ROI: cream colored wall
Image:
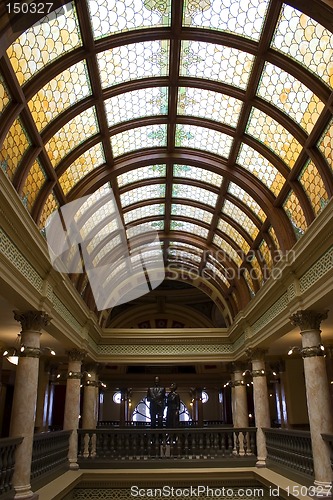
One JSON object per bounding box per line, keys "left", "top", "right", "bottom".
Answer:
{"left": 284, "top": 359, "right": 309, "bottom": 427}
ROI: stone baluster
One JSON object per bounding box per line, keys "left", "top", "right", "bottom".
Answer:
{"left": 63, "top": 349, "right": 86, "bottom": 469}
{"left": 246, "top": 347, "right": 270, "bottom": 467}
{"left": 10, "top": 310, "right": 50, "bottom": 499}
{"left": 290, "top": 310, "right": 333, "bottom": 495}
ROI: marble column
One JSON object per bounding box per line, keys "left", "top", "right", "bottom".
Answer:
{"left": 10, "top": 311, "right": 50, "bottom": 500}
{"left": 63, "top": 349, "right": 86, "bottom": 469}
{"left": 290, "top": 310, "right": 333, "bottom": 494}
{"left": 231, "top": 365, "right": 249, "bottom": 455}
{"left": 82, "top": 365, "right": 98, "bottom": 457}
{"left": 325, "top": 345, "right": 333, "bottom": 407}
{"left": 246, "top": 348, "right": 270, "bottom": 467}
{"left": 194, "top": 388, "right": 203, "bottom": 426}
{"left": 34, "top": 360, "right": 50, "bottom": 433}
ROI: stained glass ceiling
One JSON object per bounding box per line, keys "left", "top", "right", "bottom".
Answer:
{"left": 0, "top": 0, "right": 333, "bottom": 319}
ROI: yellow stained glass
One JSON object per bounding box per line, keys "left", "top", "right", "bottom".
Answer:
{"left": 272, "top": 5, "right": 333, "bottom": 89}
{"left": 0, "top": 73, "right": 10, "bottom": 117}
{"left": 183, "top": 0, "right": 269, "bottom": 41}
{"left": 231, "top": 291, "right": 239, "bottom": 308}
{"left": 97, "top": 41, "right": 169, "bottom": 89}
{"left": 213, "top": 234, "right": 242, "bottom": 266}
{"left": 246, "top": 107, "right": 303, "bottom": 168}
{"left": 7, "top": 3, "right": 81, "bottom": 85}
{"left": 59, "top": 143, "right": 105, "bottom": 195}
{"left": 318, "top": 120, "right": 333, "bottom": 173}
{"left": 28, "top": 60, "right": 91, "bottom": 132}
{"left": 223, "top": 199, "right": 259, "bottom": 240}
{"left": 249, "top": 254, "right": 263, "bottom": 284}
{"left": 259, "top": 239, "right": 272, "bottom": 270}
{"left": 111, "top": 125, "right": 167, "bottom": 157}
{"left": 237, "top": 143, "right": 285, "bottom": 196}
{"left": 243, "top": 268, "right": 255, "bottom": 295}
{"left": 298, "top": 161, "right": 329, "bottom": 216}
{"left": 0, "top": 118, "right": 30, "bottom": 180}
{"left": 228, "top": 182, "right": 266, "bottom": 222}
{"left": 283, "top": 191, "right": 307, "bottom": 239}
{"left": 177, "top": 88, "right": 242, "bottom": 127}
{"left": 39, "top": 191, "right": 59, "bottom": 229}
{"left": 45, "top": 107, "right": 98, "bottom": 167}
{"left": 257, "top": 62, "right": 325, "bottom": 134}
{"left": 269, "top": 226, "right": 279, "bottom": 249}
{"left": 175, "top": 124, "right": 233, "bottom": 157}
{"left": 88, "top": 0, "right": 171, "bottom": 38}
{"left": 217, "top": 219, "right": 250, "bottom": 254}
{"left": 21, "top": 160, "right": 47, "bottom": 211}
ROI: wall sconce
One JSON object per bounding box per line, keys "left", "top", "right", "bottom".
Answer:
{"left": 3, "top": 335, "right": 56, "bottom": 365}
{"left": 288, "top": 344, "right": 325, "bottom": 356}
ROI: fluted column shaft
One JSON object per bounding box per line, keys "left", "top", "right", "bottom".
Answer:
{"left": 291, "top": 311, "right": 333, "bottom": 494}
{"left": 35, "top": 360, "right": 50, "bottom": 432}
{"left": 63, "top": 349, "right": 86, "bottom": 469}
{"left": 233, "top": 370, "right": 249, "bottom": 428}
{"left": 10, "top": 311, "right": 50, "bottom": 500}
{"left": 82, "top": 369, "right": 98, "bottom": 430}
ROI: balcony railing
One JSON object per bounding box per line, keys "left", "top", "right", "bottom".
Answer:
{"left": 0, "top": 437, "right": 23, "bottom": 498}
{"left": 263, "top": 428, "right": 314, "bottom": 480}
{"left": 321, "top": 434, "right": 333, "bottom": 469}
{"left": 78, "top": 427, "right": 256, "bottom": 466}
{"left": 97, "top": 420, "right": 231, "bottom": 428}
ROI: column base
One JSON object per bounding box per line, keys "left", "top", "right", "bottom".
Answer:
{"left": 313, "top": 480, "right": 333, "bottom": 498}
{"left": 69, "top": 461, "right": 80, "bottom": 470}
{"left": 14, "top": 484, "right": 38, "bottom": 499}
{"left": 255, "top": 459, "right": 267, "bottom": 468}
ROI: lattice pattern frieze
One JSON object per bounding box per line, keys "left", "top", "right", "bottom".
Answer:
{"left": 251, "top": 292, "right": 289, "bottom": 335}
{"left": 97, "top": 343, "right": 233, "bottom": 356}
{"left": 299, "top": 245, "right": 333, "bottom": 293}
{"left": 52, "top": 294, "right": 82, "bottom": 333}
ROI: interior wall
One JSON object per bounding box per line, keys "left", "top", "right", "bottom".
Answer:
{"left": 284, "top": 358, "right": 309, "bottom": 428}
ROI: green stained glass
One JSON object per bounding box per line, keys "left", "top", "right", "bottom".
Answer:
{"left": 0, "top": 118, "right": 31, "bottom": 180}
{"left": 120, "top": 184, "right": 165, "bottom": 207}
{"left": 246, "top": 107, "right": 303, "bottom": 168}
{"left": 228, "top": 182, "right": 266, "bottom": 222}
{"left": 124, "top": 204, "right": 165, "bottom": 224}
{"left": 105, "top": 88, "right": 168, "bottom": 127}
{"left": 212, "top": 234, "right": 242, "bottom": 266}
{"left": 298, "top": 160, "right": 329, "bottom": 216}
{"left": 257, "top": 63, "right": 324, "bottom": 134}
{"left": 223, "top": 199, "right": 259, "bottom": 239}
{"left": 59, "top": 143, "right": 105, "bottom": 196}
{"left": 237, "top": 143, "right": 285, "bottom": 196}
{"left": 117, "top": 165, "right": 166, "bottom": 187}
{"left": 183, "top": 0, "right": 269, "bottom": 41}
{"left": 173, "top": 165, "right": 222, "bottom": 187}
{"left": 21, "top": 159, "right": 47, "bottom": 211}
{"left": 318, "top": 119, "right": 333, "bottom": 173}
{"left": 7, "top": 3, "right": 81, "bottom": 85}
{"left": 170, "top": 220, "right": 209, "bottom": 239}
{"left": 217, "top": 219, "right": 250, "bottom": 253}
{"left": 39, "top": 191, "right": 59, "bottom": 229}
{"left": 45, "top": 107, "right": 98, "bottom": 167}
{"left": 88, "top": 0, "right": 171, "bottom": 38}
{"left": 175, "top": 124, "right": 233, "bottom": 157}
{"left": 177, "top": 88, "right": 242, "bottom": 127}
{"left": 171, "top": 204, "right": 213, "bottom": 224}
{"left": 97, "top": 41, "right": 169, "bottom": 89}
{"left": 28, "top": 60, "right": 91, "bottom": 132}
{"left": 111, "top": 124, "right": 167, "bottom": 157}
{"left": 283, "top": 191, "right": 307, "bottom": 239}
{"left": 172, "top": 183, "right": 218, "bottom": 207}
{"left": 180, "top": 41, "right": 254, "bottom": 89}
{"left": 272, "top": 5, "right": 333, "bottom": 89}
{"left": 0, "top": 73, "right": 10, "bottom": 118}
{"left": 127, "top": 220, "right": 164, "bottom": 239}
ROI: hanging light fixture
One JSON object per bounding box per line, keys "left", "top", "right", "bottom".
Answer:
{"left": 3, "top": 334, "right": 56, "bottom": 365}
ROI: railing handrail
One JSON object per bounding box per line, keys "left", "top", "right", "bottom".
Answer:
{"left": 80, "top": 426, "right": 255, "bottom": 435}
{"left": 321, "top": 433, "right": 333, "bottom": 443}
{"left": 263, "top": 427, "right": 311, "bottom": 438}
{"left": 33, "top": 430, "right": 71, "bottom": 442}
{"left": 0, "top": 436, "right": 23, "bottom": 446}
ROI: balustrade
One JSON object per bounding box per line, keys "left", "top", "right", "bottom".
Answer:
{"left": 31, "top": 430, "right": 71, "bottom": 483}
{"left": 78, "top": 427, "right": 256, "bottom": 464}
{"left": 0, "top": 437, "right": 23, "bottom": 497}
{"left": 321, "top": 434, "right": 333, "bottom": 470}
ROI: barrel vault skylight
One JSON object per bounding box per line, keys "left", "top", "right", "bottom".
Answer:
{"left": 0, "top": 0, "right": 332, "bottom": 318}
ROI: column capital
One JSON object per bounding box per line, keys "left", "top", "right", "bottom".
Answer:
{"left": 67, "top": 349, "right": 87, "bottom": 362}
{"left": 14, "top": 310, "right": 51, "bottom": 332}
{"left": 245, "top": 347, "right": 267, "bottom": 361}
{"left": 290, "top": 310, "right": 328, "bottom": 331}
{"left": 83, "top": 363, "right": 99, "bottom": 374}
{"left": 229, "top": 362, "right": 247, "bottom": 373}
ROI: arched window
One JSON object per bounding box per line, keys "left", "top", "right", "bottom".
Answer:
{"left": 132, "top": 397, "right": 191, "bottom": 423}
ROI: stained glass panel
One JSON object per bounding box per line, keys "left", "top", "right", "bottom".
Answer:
{"left": 169, "top": 249, "right": 201, "bottom": 264}
{"left": 74, "top": 183, "right": 112, "bottom": 222}
{"left": 257, "top": 62, "right": 324, "bottom": 134}
{"left": 212, "top": 235, "right": 242, "bottom": 266}
{"left": 205, "top": 261, "right": 230, "bottom": 288}
{"left": 177, "top": 88, "right": 242, "bottom": 127}
{"left": 39, "top": 191, "right": 59, "bottom": 229}
{"left": 246, "top": 107, "right": 303, "bottom": 168}
{"left": 243, "top": 268, "right": 255, "bottom": 295}
{"left": 117, "top": 165, "right": 166, "bottom": 187}
{"left": 223, "top": 199, "right": 259, "bottom": 239}
{"left": 0, "top": 118, "right": 30, "bottom": 180}
{"left": 237, "top": 143, "right": 285, "bottom": 196}
{"left": 249, "top": 254, "right": 263, "bottom": 283}
{"left": 183, "top": 0, "right": 268, "bottom": 41}
{"left": 170, "top": 220, "right": 209, "bottom": 238}
{"left": 169, "top": 241, "right": 203, "bottom": 254}
{"left": 127, "top": 220, "right": 164, "bottom": 239}
{"left": 269, "top": 226, "right": 279, "bottom": 249}
{"left": 298, "top": 161, "right": 329, "bottom": 216}
{"left": 124, "top": 204, "right": 165, "bottom": 224}
{"left": 59, "top": 143, "right": 105, "bottom": 195}
{"left": 28, "top": 61, "right": 91, "bottom": 132}
{"left": 105, "top": 88, "right": 168, "bottom": 127}
{"left": 171, "top": 204, "right": 213, "bottom": 224}
{"left": 217, "top": 219, "right": 250, "bottom": 253}
{"left": 7, "top": 3, "right": 81, "bottom": 85}
{"left": 318, "top": 119, "right": 333, "bottom": 173}
{"left": 97, "top": 41, "right": 169, "bottom": 88}
{"left": 228, "top": 182, "right": 266, "bottom": 222}
{"left": 0, "top": 73, "right": 10, "bottom": 117}
{"left": 272, "top": 5, "right": 333, "bottom": 88}
{"left": 21, "top": 160, "right": 47, "bottom": 211}
{"left": 81, "top": 199, "right": 117, "bottom": 240}
{"left": 86, "top": 220, "right": 121, "bottom": 254}
{"left": 283, "top": 191, "right": 307, "bottom": 239}
{"left": 172, "top": 184, "right": 218, "bottom": 207}
{"left": 45, "top": 107, "right": 98, "bottom": 167}
{"left": 259, "top": 239, "right": 272, "bottom": 270}
{"left": 175, "top": 124, "right": 233, "bottom": 157}
{"left": 120, "top": 184, "right": 165, "bottom": 207}
{"left": 93, "top": 236, "right": 122, "bottom": 266}
{"left": 111, "top": 124, "right": 167, "bottom": 157}
{"left": 173, "top": 165, "right": 222, "bottom": 187}
{"left": 180, "top": 41, "right": 254, "bottom": 89}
